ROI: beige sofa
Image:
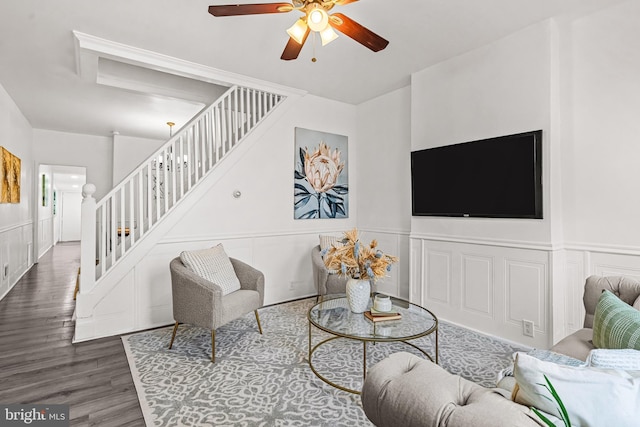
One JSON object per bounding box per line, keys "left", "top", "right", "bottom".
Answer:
{"left": 361, "top": 275, "right": 640, "bottom": 427}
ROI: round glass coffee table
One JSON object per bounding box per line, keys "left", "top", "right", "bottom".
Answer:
{"left": 307, "top": 295, "right": 438, "bottom": 394}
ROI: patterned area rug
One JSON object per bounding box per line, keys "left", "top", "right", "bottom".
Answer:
{"left": 122, "top": 298, "right": 528, "bottom": 426}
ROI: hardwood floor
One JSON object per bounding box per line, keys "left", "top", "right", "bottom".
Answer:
{"left": 0, "top": 242, "right": 145, "bottom": 426}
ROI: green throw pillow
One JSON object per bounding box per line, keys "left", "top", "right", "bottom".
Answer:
{"left": 593, "top": 290, "right": 640, "bottom": 350}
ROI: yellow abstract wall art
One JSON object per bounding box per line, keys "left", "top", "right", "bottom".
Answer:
{"left": 0, "top": 146, "right": 21, "bottom": 204}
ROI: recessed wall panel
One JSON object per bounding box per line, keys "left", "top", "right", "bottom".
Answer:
{"left": 506, "top": 260, "right": 546, "bottom": 330}
{"left": 565, "top": 259, "right": 584, "bottom": 334}
{"left": 462, "top": 255, "right": 493, "bottom": 316}
{"left": 426, "top": 251, "right": 451, "bottom": 304}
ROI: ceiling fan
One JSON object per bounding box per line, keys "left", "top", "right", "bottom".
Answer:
{"left": 208, "top": 0, "right": 389, "bottom": 61}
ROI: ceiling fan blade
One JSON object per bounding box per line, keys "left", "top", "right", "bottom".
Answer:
{"left": 208, "top": 3, "right": 294, "bottom": 17}
{"left": 333, "top": 0, "right": 359, "bottom": 5}
{"left": 329, "top": 13, "right": 388, "bottom": 52}
{"left": 281, "top": 27, "right": 310, "bottom": 60}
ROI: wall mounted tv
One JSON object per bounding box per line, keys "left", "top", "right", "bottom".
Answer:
{"left": 411, "top": 130, "right": 543, "bottom": 219}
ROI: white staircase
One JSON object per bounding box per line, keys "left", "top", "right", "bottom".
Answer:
{"left": 75, "top": 84, "right": 287, "bottom": 341}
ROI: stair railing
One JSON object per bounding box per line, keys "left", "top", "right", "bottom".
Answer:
{"left": 80, "top": 85, "right": 285, "bottom": 293}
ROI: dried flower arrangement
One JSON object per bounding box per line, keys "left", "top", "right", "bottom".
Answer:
{"left": 324, "top": 228, "right": 398, "bottom": 280}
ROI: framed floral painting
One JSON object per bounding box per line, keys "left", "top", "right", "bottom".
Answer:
{"left": 294, "top": 127, "right": 348, "bottom": 219}
{"left": 0, "top": 146, "right": 21, "bottom": 204}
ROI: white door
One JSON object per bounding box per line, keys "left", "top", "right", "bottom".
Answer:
{"left": 61, "top": 192, "right": 82, "bottom": 241}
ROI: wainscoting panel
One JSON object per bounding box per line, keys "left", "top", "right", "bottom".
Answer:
{"left": 411, "top": 237, "right": 551, "bottom": 348}
{"left": 134, "top": 246, "right": 176, "bottom": 329}
{"left": 591, "top": 252, "right": 640, "bottom": 280}
{"left": 77, "top": 230, "right": 411, "bottom": 341}
{"left": 564, "top": 251, "right": 587, "bottom": 336}
{"left": 505, "top": 259, "right": 547, "bottom": 333}
{"left": 253, "top": 233, "right": 318, "bottom": 304}
{"left": 426, "top": 251, "right": 452, "bottom": 305}
{"left": 409, "top": 238, "right": 424, "bottom": 304}
{"left": 0, "top": 221, "right": 34, "bottom": 301}
{"left": 462, "top": 254, "right": 493, "bottom": 317}
{"left": 37, "top": 217, "right": 53, "bottom": 259}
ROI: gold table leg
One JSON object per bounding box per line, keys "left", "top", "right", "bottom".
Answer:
{"left": 363, "top": 341, "right": 367, "bottom": 380}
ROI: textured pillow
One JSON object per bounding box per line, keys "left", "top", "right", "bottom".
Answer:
{"left": 319, "top": 234, "right": 342, "bottom": 252}
{"left": 513, "top": 353, "right": 640, "bottom": 427}
{"left": 180, "top": 244, "right": 241, "bottom": 295}
{"left": 586, "top": 348, "right": 640, "bottom": 370}
{"left": 525, "top": 349, "right": 585, "bottom": 367}
{"left": 319, "top": 234, "right": 343, "bottom": 274}
{"left": 593, "top": 290, "right": 640, "bottom": 350}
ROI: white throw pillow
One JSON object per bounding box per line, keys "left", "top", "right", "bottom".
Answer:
{"left": 586, "top": 348, "right": 640, "bottom": 370}
{"left": 180, "top": 244, "right": 241, "bottom": 296}
{"left": 513, "top": 353, "right": 640, "bottom": 427}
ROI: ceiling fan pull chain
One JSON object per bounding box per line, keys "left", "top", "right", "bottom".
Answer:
{"left": 311, "top": 31, "right": 317, "bottom": 62}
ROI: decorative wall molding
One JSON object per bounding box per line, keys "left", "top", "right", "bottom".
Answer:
{"left": 461, "top": 254, "right": 494, "bottom": 317}
{"left": 411, "top": 235, "right": 640, "bottom": 348}
{"left": 159, "top": 229, "right": 351, "bottom": 245}
{"left": 563, "top": 241, "right": 640, "bottom": 257}
{"left": 0, "top": 221, "right": 34, "bottom": 302}
{"left": 0, "top": 220, "right": 33, "bottom": 234}
{"left": 73, "top": 31, "right": 307, "bottom": 98}
{"left": 75, "top": 224, "right": 411, "bottom": 342}
{"left": 410, "top": 232, "right": 557, "bottom": 251}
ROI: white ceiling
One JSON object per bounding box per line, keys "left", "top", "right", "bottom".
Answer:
{"left": 0, "top": 0, "right": 625, "bottom": 140}
{"left": 51, "top": 166, "right": 86, "bottom": 192}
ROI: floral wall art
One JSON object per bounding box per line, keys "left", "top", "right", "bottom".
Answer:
{"left": 294, "top": 127, "right": 348, "bottom": 219}
{"left": 0, "top": 146, "right": 21, "bottom": 203}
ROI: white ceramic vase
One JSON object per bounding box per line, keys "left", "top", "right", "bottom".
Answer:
{"left": 346, "top": 278, "right": 371, "bottom": 313}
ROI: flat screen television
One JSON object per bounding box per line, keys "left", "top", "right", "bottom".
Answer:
{"left": 411, "top": 130, "right": 543, "bottom": 219}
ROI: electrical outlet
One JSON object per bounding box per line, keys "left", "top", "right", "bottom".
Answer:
{"left": 3, "top": 263, "right": 8, "bottom": 280}
{"left": 523, "top": 319, "right": 535, "bottom": 337}
{"left": 288, "top": 282, "right": 295, "bottom": 291}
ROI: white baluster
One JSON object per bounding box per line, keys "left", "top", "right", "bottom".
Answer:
{"left": 120, "top": 187, "right": 126, "bottom": 258}
{"left": 171, "top": 141, "right": 177, "bottom": 207}
{"left": 129, "top": 178, "right": 135, "bottom": 246}
{"left": 137, "top": 169, "right": 143, "bottom": 241}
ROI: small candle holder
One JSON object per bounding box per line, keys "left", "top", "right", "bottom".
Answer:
{"left": 373, "top": 294, "right": 392, "bottom": 312}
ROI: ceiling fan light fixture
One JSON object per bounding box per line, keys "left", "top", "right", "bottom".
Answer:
{"left": 307, "top": 6, "right": 329, "bottom": 32}
{"left": 286, "top": 18, "right": 308, "bottom": 44}
{"left": 320, "top": 26, "right": 339, "bottom": 46}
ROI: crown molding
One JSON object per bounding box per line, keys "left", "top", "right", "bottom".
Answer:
{"left": 73, "top": 30, "right": 308, "bottom": 98}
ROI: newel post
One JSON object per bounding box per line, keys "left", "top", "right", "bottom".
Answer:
{"left": 80, "top": 183, "right": 97, "bottom": 295}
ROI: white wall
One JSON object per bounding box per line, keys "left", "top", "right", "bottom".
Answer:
{"left": 409, "top": 2, "right": 640, "bottom": 348}
{"left": 33, "top": 129, "right": 113, "bottom": 200}
{"left": 164, "top": 94, "right": 358, "bottom": 305}
{"left": 75, "top": 93, "right": 363, "bottom": 340}
{"left": 411, "top": 21, "right": 553, "bottom": 244}
{"left": 112, "top": 134, "right": 163, "bottom": 185}
{"left": 562, "top": 0, "right": 640, "bottom": 249}
{"left": 356, "top": 86, "right": 412, "bottom": 299}
{"left": 410, "top": 21, "right": 555, "bottom": 348}
{"left": 559, "top": 0, "right": 640, "bottom": 337}
{"left": 0, "top": 83, "right": 34, "bottom": 300}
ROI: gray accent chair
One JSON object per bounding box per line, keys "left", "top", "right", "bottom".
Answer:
{"left": 168, "top": 256, "right": 264, "bottom": 363}
{"left": 311, "top": 245, "right": 349, "bottom": 301}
